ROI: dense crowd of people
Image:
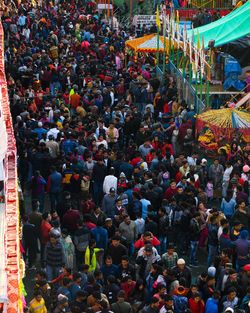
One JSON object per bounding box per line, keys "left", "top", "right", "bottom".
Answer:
{"left": 1, "top": 0, "right": 250, "bottom": 312}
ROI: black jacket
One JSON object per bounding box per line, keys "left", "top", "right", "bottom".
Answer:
{"left": 189, "top": 218, "right": 200, "bottom": 241}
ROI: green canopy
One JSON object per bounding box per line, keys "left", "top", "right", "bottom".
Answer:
{"left": 187, "top": 1, "right": 250, "bottom": 49}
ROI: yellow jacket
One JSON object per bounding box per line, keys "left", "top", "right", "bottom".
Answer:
{"left": 29, "top": 298, "right": 47, "bottom": 313}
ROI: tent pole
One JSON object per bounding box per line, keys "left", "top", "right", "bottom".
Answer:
{"left": 156, "top": 28, "right": 160, "bottom": 66}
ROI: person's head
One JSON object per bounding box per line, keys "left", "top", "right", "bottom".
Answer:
{"left": 238, "top": 201, "right": 246, "bottom": 210}
{"left": 105, "top": 218, "right": 112, "bottom": 227}
{"left": 158, "top": 207, "right": 166, "bottom": 217}
{"left": 222, "top": 227, "right": 229, "bottom": 235}
{"left": 144, "top": 244, "right": 153, "bottom": 257}
{"left": 227, "top": 287, "right": 237, "bottom": 301}
{"left": 109, "top": 187, "right": 116, "bottom": 196}
{"left": 33, "top": 290, "right": 43, "bottom": 302}
{"left": 156, "top": 283, "right": 166, "bottom": 294}
{"left": 89, "top": 238, "right": 96, "bottom": 248}
{"left": 61, "top": 229, "right": 69, "bottom": 238}
{"left": 94, "top": 206, "right": 101, "bottom": 214}
{"left": 177, "top": 258, "right": 186, "bottom": 270}
{"left": 111, "top": 235, "right": 121, "bottom": 247}
{"left": 58, "top": 295, "right": 69, "bottom": 308}
{"left": 190, "top": 284, "right": 198, "bottom": 295}
{"left": 121, "top": 255, "right": 129, "bottom": 268}
{"left": 105, "top": 256, "right": 113, "bottom": 266}
{"left": 42, "top": 212, "right": 51, "bottom": 222}
{"left": 193, "top": 292, "right": 201, "bottom": 303}
{"left": 62, "top": 277, "right": 72, "bottom": 287}
{"left": 117, "top": 290, "right": 126, "bottom": 301}
{"left": 143, "top": 231, "right": 153, "bottom": 243}
{"left": 124, "top": 215, "right": 130, "bottom": 225}
{"left": 233, "top": 221, "right": 242, "bottom": 231}
{"left": 163, "top": 294, "right": 173, "bottom": 308}
{"left": 73, "top": 272, "right": 82, "bottom": 284}
{"left": 35, "top": 269, "right": 47, "bottom": 283}
{"left": 75, "top": 290, "right": 88, "bottom": 302}
{"left": 212, "top": 290, "right": 221, "bottom": 300}
{"left": 167, "top": 243, "right": 175, "bottom": 255}
{"left": 116, "top": 198, "right": 123, "bottom": 208}
{"left": 170, "top": 180, "right": 176, "bottom": 189}
{"left": 150, "top": 297, "right": 160, "bottom": 309}
{"left": 214, "top": 158, "right": 219, "bottom": 166}
{"left": 207, "top": 276, "right": 216, "bottom": 286}
{"left": 193, "top": 212, "right": 200, "bottom": 221}
{"left": 32, "top": 199, "right": 40, "bottom": 211}
{"left": 49, "top": 234, "right": 58, "bottom": 245}
{"left": 240, "top": 230, "right": 249, "bottom": 240}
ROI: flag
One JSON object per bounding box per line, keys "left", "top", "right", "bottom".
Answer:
{"left": 176, "top": 10, "right": 179, "bottom": 24}
{"left": 197, "top": 29, "right": 201, "bottom": 50}
{"left": 194, "top": 47, "right": 199, "bottom": 73}
{"left": 200, "top": 35, "right": 205, "bottom": 76}
{"left": 183, "top": 23, "right": 187, "bottom": 56}
{"left": 189, "top": 38, "right": 192, "bottom": 63}
{"left": 156, "top": 6, "right": 161, "bottom": 30}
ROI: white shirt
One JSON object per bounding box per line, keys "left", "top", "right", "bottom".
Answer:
{"left": 103, "top": 175, "right": 118, "bottom": 194}
{"left": 223, "top": 166, "right": 233, "bottom": 182}
{"left": 96, "top": 139, "right": 108, "bottom": 149}
{"left": 187, "top": 156, "right": 197, "bottom": 166}
{"left": 47, "top": 127, "right": 60, "bottom": 140}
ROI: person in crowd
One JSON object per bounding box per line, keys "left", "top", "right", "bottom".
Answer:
{"left": 5, "top": 0, "right": 250, "bottom": 311}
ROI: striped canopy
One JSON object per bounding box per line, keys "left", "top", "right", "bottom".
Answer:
{"left": 125, "top": 34, "right": 178, "bottom": 53}
{"left": 197, "top": 108, "right": 250, "bottom": 129}
{"left": 196, "top": 108, "right": 250, "bottom": 141}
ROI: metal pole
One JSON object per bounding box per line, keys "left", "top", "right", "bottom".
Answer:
{"left": 157, "top": 27, "right": 160, "bottom": 66}
{"left": 162, "top": 14, "right": 167, "bottom": 84}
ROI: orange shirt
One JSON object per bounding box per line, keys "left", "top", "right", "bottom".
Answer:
{"left": 70, "top": 93, "right": 81, "bottom": 109}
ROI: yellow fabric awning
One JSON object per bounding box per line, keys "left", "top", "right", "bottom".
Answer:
{"left": 125, "top": 34, "right": 179, "bottom": 53}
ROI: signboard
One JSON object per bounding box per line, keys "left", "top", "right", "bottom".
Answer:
{"left": 97, "top": 3, "right": 113, "bottom": 10}
{"left": 133, "top": 15, "right": 157, "bottom": 28}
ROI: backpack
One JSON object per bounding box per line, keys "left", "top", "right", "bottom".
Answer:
{"left": 81, "top": 176, "right": 90, "bottom": 192}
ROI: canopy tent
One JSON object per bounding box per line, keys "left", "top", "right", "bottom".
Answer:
{"left": 221, "top": 35, "right": 250, "bottom": 68}
{"left": 188, "top": 1, "right": 250, "bottom": 49}
{"left": 196, "top": 108, "right": 250, "bottom": 144}
{"left": 125, "top": 34, "right": 178, "bottom": 53}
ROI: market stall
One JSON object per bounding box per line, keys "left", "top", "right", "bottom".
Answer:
{"left": 125, "top": 34, "right": 178, "bottom": 62}
{"left": 0, "top": 22, "right": 24, "bottom": 313}
{"left": 196, "top": 108, "right": 250, "bottom": 157}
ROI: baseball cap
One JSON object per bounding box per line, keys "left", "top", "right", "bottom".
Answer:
{"left": 110, "top": 187, "right": 116, "bottom": 193}
{"left": 145, "top": 244, "right": 153, "bottom": 252}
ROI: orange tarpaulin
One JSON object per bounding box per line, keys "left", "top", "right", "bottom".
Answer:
{"left": 125, "top": 34, "right": 179, "bottom": 53}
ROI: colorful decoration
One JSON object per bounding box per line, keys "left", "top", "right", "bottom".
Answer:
{"left": 0, "top": 22, "right": 23, "bottom": 313}
{"left": 125, "top": 34, "right": 178, "bottom": 54}
{"left": 196, "top": 108, "right": 250, "bottom": 142}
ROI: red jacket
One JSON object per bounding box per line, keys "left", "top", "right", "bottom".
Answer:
{"left": 134, "top": 236, "right": 160, "bottom": 249}
{"left": 121, "top": 281, "right": 136, "bottom": 300}
{"left": 163, "top": 187, "right": 177, "bottom": 201}
{"left": 40, "top": 220, "right": 52, "bottom": 244}
{"left": 188, "top": 298, "right": 205, "bottom": 313}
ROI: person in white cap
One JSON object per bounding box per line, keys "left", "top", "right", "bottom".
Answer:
{"left": 103, "top": 167, "right": 117, "bottom": 194}
{"left": 172, "top": 258, "right": 192, "bottom": 288}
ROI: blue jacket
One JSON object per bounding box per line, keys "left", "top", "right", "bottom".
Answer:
{"left": 101, "top": 264, "right": 119, "bottom": 282}
{"left": 221, "top": 198, "right": 236, "bottom": 218}
{"left": 205, "top": 298, "right": 218, "bottom": 313}
{"left": 91, "top": 226, "right": 108, "bottom": 249}
{"left": 48, "top": 171, "right": 62, "bottom": 193}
